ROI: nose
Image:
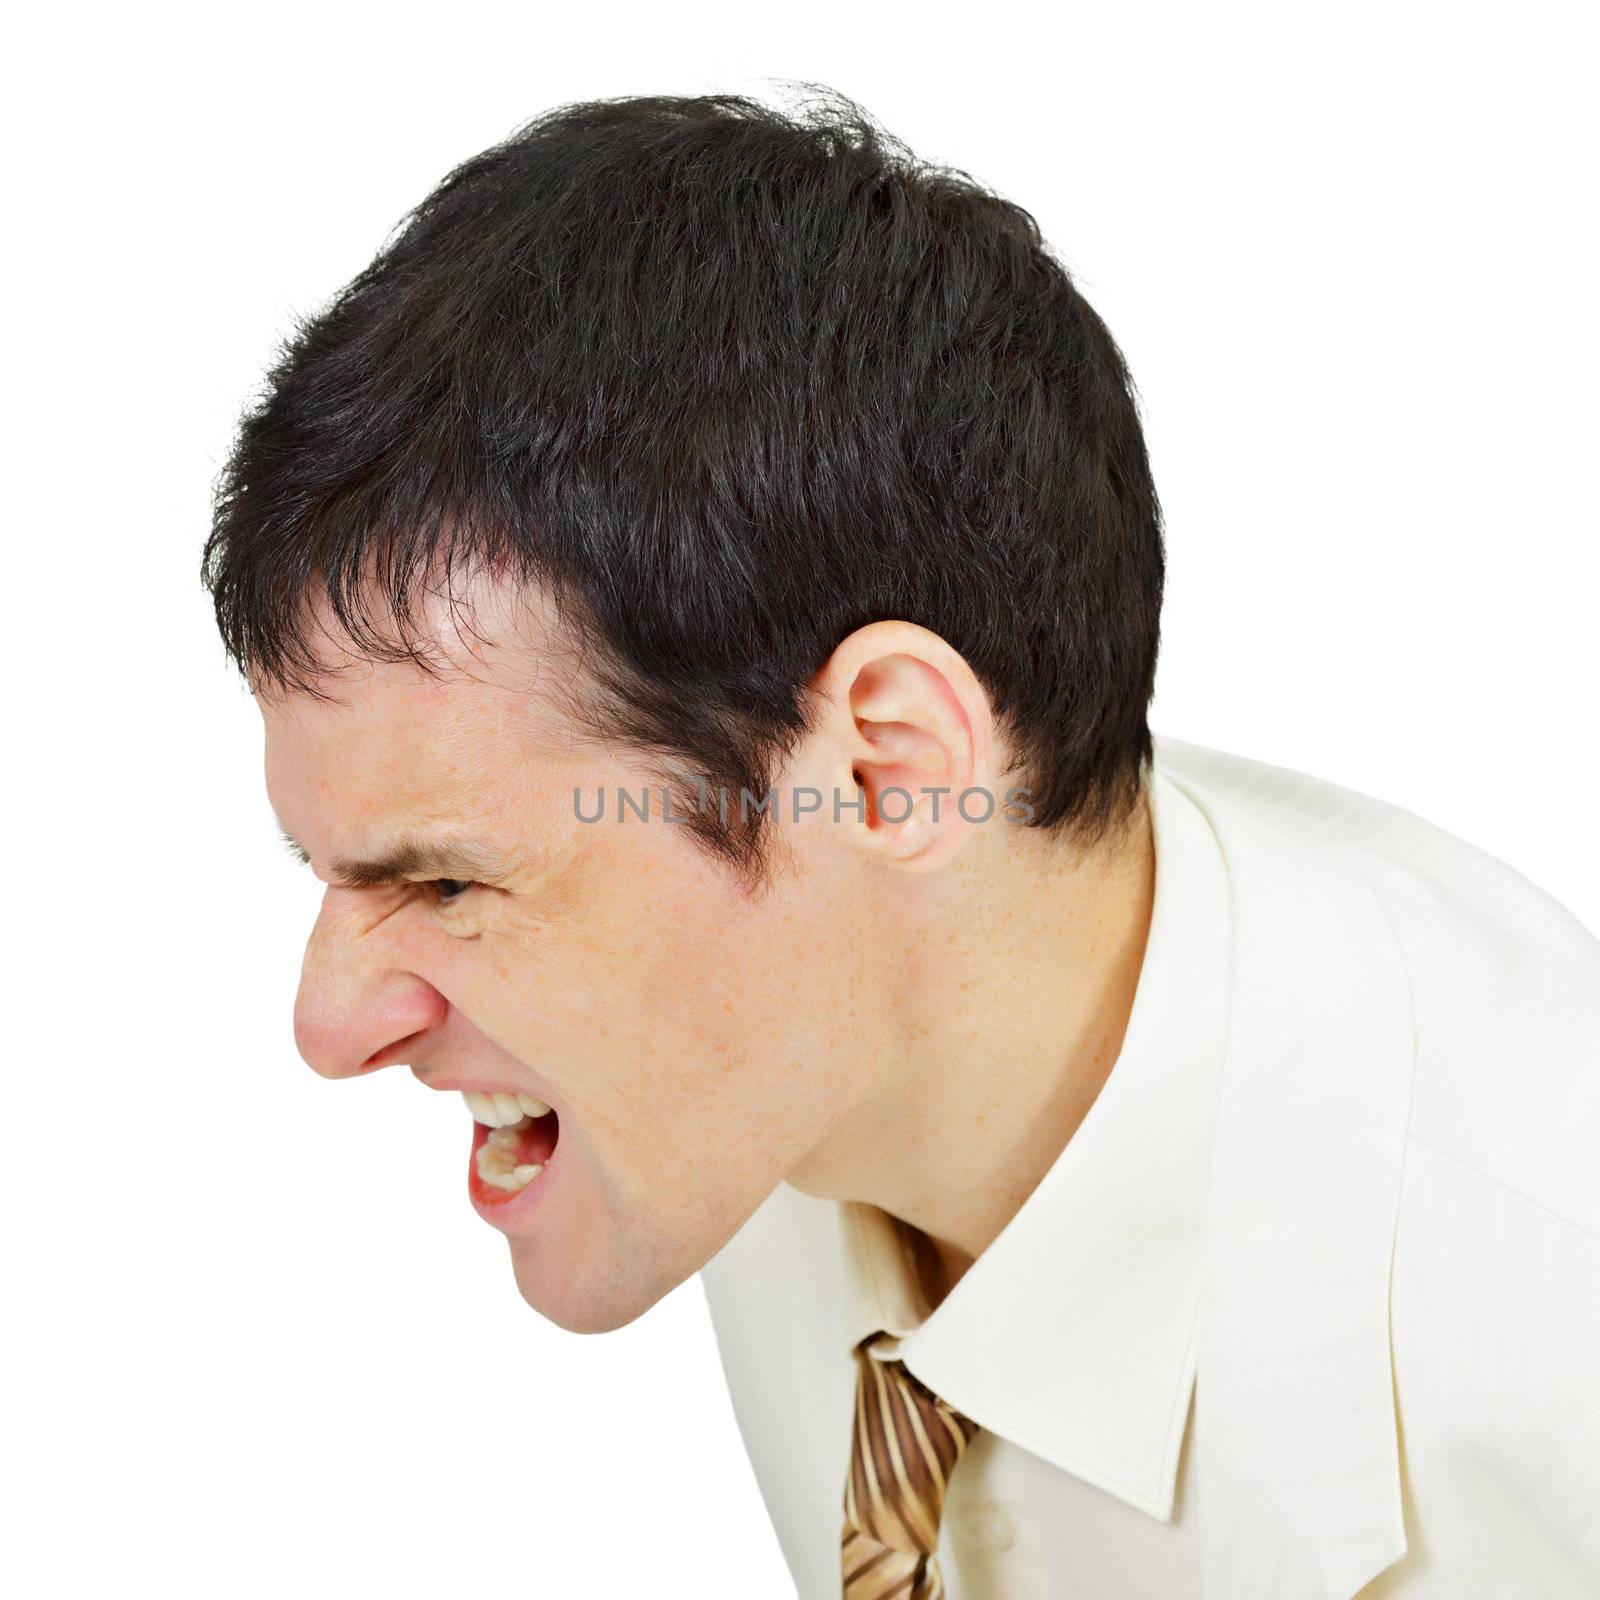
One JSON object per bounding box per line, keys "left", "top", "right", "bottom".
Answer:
{"left": 293, "top": 891, "right": 449, "bottom": 1079}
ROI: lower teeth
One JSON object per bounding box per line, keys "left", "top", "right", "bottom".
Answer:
{"left": 475, "top": 1116, "right": 546, "bottom": 1192}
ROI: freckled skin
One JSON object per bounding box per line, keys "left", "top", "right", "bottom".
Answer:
{"left": 262, "top": 585, "right": 1153, "bottom": 1332}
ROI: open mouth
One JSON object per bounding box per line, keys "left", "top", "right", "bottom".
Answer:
{"left": 463, "top": 1092, "right": 560, "bottom": 1205}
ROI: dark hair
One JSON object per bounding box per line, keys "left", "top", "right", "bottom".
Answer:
{"left": 203, "top": 85, "right": 1164, "bottom": 874}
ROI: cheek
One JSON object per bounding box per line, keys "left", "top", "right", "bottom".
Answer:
{"left": 392, "top": 902, "right": 549, "bottom": 1052}
{"left": 620, "top": 878, "right": 869, "bottom": 1173}
{"left": 416, "top": 831, "right": 840, "bottom": 1134}
{"left": 603, "top": 894, "right": 768, "bottom": 1075}
{"left": 574, "top": 844, "right": 813, "bottom": 1094}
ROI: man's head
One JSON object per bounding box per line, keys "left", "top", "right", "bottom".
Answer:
{"left": 205, "top": 87, "right": 1164, "bottom": 1332}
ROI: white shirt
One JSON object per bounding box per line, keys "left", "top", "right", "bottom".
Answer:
{"left": 699, "top": 735, "right": 1600, "bottom": 1599}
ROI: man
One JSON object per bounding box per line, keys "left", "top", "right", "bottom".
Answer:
{"left": 203, "top": 87, "right": 1600, "bottom": 1598}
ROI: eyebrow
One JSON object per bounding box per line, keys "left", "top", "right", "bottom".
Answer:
{"left": 277, "top": 821, "right": 511, "bottom": 887}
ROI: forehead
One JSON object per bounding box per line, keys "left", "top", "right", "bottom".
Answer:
{"left": 260, "top": 585, "right": 581, "bottom": 848}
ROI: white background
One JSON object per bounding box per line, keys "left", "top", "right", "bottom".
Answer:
{"left": 5, "top": 3, "right": 1596, "bottom": 1595}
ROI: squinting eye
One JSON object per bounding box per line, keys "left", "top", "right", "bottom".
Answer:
{"left": 432, "top": 879, "right": 474, "bottom": 904}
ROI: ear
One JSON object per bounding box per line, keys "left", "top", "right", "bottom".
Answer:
{"left": 802, "top": 621, "right": 1000, "bottom": 872}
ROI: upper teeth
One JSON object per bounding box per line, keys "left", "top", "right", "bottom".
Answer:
{"left": 463, "top": 1091, "right": 551, "bottom": 1127}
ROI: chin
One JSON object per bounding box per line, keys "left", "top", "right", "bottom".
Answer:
{"left": 507, "top": 1237, "right": 674, "bottom": 1334}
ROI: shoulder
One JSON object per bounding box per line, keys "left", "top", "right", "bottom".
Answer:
{"left": 1156, "top": 734, "right": 1600, "bottom": 1241}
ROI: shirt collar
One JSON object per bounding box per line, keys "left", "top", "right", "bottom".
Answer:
{"left": 837, "top": 762, "right": 1234, "bottom": 1520}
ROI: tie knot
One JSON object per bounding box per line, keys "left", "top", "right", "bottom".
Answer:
{"left": 843, "top": 1334, "right": 981, "bottom": 1580}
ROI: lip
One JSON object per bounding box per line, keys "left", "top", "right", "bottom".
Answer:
{"left": 467, "top": 1117, "right": 563, "bottom": 1229}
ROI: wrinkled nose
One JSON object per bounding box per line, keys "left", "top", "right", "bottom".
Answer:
{"left": 293, "top": 896, "right": 448, "bottom": 1079}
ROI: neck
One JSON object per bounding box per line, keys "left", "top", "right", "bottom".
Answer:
{"left": 788, "top": 782, "right": 1156, "bottom": 1305}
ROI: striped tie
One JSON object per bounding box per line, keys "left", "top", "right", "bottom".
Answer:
{"left": 841, "top": 1333, "right": 982, "bottom": 1600}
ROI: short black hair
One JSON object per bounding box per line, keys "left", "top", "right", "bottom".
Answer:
{"left": 203, "top": 85, "right": 1164, "bottom": 874}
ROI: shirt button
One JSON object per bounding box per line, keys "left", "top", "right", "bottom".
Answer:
{"left": 965, "top": 1502, "right": 1016, "bottom": 1551}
